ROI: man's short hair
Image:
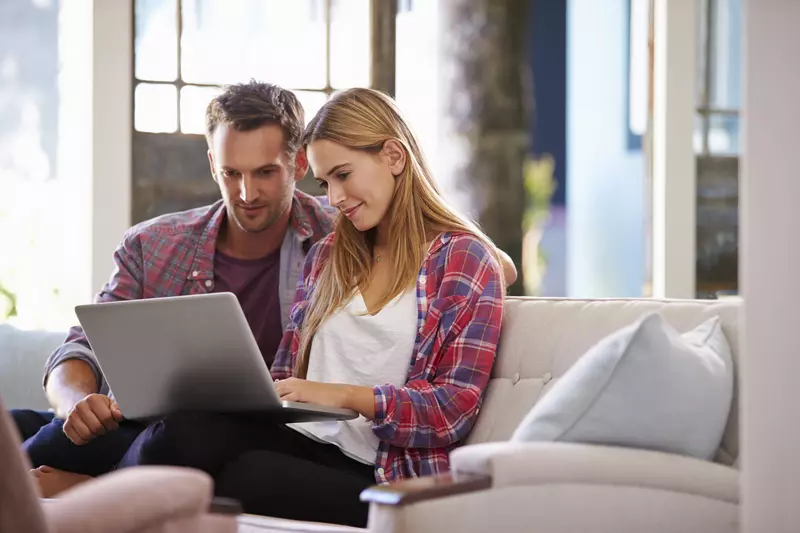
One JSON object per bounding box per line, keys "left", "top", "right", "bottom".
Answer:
{"left": 205, "top": 80, "right": 305, "bottom": 155}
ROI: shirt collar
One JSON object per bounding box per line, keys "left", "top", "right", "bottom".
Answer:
{"left": 187, "top": 192, "right": 316, "bottom": 281}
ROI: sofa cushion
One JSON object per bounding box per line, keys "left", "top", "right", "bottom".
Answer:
{"left": 508, "top": 313, "right": 733, "bottom": 460}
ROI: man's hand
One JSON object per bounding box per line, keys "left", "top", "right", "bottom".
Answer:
{"left": 63, "top": 394, "right": 124, "bottom": 445}
{"left": 275, "top": 378, "right": 376, "bottom": 419}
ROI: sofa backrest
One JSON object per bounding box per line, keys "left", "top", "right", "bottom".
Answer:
{"left": 466, "top": 297, "right": 741, "bottom": 466}
{"left": 0, "top": 324, "right": 65, "bottom": 410}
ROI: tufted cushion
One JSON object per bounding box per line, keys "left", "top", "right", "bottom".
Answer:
{"left": 466, "top": 298, "right": 741, "bottom": 467}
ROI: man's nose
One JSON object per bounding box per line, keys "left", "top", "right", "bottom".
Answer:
{"left": 239, "top": 174, "right": 258, "bottom": 203}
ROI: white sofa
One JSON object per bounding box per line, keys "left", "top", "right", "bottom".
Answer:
{"left": 0, "top": 297, "right": 741, "bottom": 532}
{"left": 242, "top": 297, "right": 741, "bottom": 533}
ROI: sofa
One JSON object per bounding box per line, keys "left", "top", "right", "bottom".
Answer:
{"left": 1, "top": 297, "right": 741, "bottom": 532}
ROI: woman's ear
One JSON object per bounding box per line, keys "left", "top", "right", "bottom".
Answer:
{"left": 381, "top": 139, "right": 407, "bottom": 177}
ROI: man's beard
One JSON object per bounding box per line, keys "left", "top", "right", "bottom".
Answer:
{"left": 230, "top": 195, "right": 292, "bottom": 234}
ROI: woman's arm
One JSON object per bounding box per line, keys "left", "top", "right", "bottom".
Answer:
{"left": 276, "top": 234, "right": 503, "bottom": 440}
{"left": 370, "top": 235, "right": 503, "bottom": 448}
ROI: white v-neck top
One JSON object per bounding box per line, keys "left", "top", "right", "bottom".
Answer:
{"left": 288, "top": 287, "right": 418, "bottom": 464}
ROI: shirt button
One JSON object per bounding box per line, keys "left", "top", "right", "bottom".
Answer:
{"left": 377, "top": 467, "right": 385, "bottom": 476}
{"left": 192, "top": 270, "right": 199, "bottom": 278}
{"left": 204, "top": 280, "right": 213, "bottom": 289}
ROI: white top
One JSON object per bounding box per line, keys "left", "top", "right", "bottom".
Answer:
{"left": 288, "top": 287, "right": 418, "bottom": 464}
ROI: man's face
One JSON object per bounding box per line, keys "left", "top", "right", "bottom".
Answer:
{"left": 208, "top": 124, "right": 307, "bottom": 234}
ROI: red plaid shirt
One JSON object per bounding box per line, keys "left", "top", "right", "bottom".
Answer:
{"left": 271, "top": 231, "right": 504, "bottom": 484}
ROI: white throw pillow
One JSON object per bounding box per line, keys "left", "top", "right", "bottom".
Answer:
{"left": 510, "top": 313, "right": 734, "bottom": 460}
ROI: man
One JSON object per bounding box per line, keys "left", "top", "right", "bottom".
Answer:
{"left": 12, "top": 80, "right": 518, "bottom": 497}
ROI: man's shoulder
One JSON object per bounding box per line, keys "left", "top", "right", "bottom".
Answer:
{"left": 124, "top": 201, "right": 224, "bottom": 244}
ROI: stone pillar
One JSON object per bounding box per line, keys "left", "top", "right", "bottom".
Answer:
{"left": 439, "top": 0, "right": 532, "bottom": 295}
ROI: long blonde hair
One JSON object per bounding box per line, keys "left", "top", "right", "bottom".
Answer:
{"left": 297, "top": 88, "right": 503, "bottom": 377}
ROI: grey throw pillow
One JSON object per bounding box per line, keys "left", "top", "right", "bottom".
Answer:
{"left": 511, "top": 313, "right": 734, "bottom": 460}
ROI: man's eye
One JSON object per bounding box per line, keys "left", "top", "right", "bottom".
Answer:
{"left": 260, "top": 168, "right": 274, "bottom": 176}
{"left": 222, "top": 170, "right": 239, "bottom": 178}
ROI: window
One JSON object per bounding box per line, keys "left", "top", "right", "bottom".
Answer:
{"left": 131, "top": 0, "right": 376, "bottom": 223}
{"left": 695, "top": 0, "right": 741, "bottom": 156}
{"left": 133, "top": 0, "right": 372, "bottom": 134}
{"left": 694, "top": 0, "right": 741, "bottom": 298}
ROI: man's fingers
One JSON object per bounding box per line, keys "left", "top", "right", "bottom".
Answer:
{"left": 90, "top": 400, "right": 120, "bottom": 431}
{"left": 75, "top": 402, "right": 107, "bottom": 436}
{"left": 110, "top": 401, "right": 124, "bottom": 422}
{"left": 63, "top": 418, "right": 90, "bottom": 445}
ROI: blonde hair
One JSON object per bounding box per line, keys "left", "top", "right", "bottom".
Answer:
{"left": 296, "top": 88, "right": 503, "bottom": 378}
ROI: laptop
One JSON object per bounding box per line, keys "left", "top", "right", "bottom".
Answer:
{"left": 74, "top": 292, "right": 357, "bottom": 422}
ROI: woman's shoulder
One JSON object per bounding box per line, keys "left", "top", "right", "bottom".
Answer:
{"left": 427, "top": 231, "right": 501, "bottom": 276}
{"left": 431, "top": 231, "right": 497, "bottom": 261}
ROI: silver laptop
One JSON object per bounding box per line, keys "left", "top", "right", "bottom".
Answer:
{"left": 74, "top": 292, "right": 357, "bottom": 422}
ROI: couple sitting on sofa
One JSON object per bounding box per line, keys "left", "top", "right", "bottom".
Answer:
{"left": 10, "top": 81, "right": 516, "bottom": 527}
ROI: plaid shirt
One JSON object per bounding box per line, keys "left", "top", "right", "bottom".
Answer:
{"left": 43, "top": 191, "right": 334, "bottom": 393}
{"left": 271, "top": 231, "right": 504, "bottom": 484}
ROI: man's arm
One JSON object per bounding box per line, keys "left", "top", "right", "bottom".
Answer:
{"left": 45, "top": 360, "right": 100, "bottom": 420}
{"left": 496, "top": 248, "right": 518, "bottom": 286}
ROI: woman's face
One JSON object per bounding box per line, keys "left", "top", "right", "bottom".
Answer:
{"left": 307, "top": 139, "right": 406, "bottom": 232}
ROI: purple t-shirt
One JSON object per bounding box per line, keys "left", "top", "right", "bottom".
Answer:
{"left": 213, "top": 248, "right": 284, "bottom": 368}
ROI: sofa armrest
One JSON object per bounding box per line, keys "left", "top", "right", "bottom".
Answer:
{"left": 360, "top": 472, "right": 491, "bottom": 506}
{"left": 451, "top": 442, "right": 739, "bottom": 504}
{"left": 43, "top": 466, "right": 215, "bottom": 533}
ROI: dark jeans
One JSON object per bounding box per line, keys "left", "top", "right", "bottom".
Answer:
{"left": 119, "top": 412, "right": 375, "bottom": 527}
{"left": 11, "top": 409, "right": 145, "bottom": 477}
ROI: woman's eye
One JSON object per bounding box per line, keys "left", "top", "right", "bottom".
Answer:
{"left": 337, "top": 172, "right": 350, "bottom": 180}
{"left": 316, "top": 180, "right": 328, "bottom": 190}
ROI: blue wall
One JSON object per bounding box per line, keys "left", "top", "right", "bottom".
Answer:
{"left": 530, "top": 0, "right": 567, "bottom": 206}
{"left": 565, "top": 0, "right": 645, "bottom": 297}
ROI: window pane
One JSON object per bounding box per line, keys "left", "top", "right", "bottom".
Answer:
{"left": 135, "top": 83, "right": 177, "bottom": 132}
{"left": 707, "top": 113, "right": 739, "bottom": 155}
{"left": 180, "top": 85, "right": 222, "bottom": 134}
{"left": 708, "top": 0, "right": 742, "bottom": 109}
{"left": 330, "top": 0, "right": 371, "bottom": 88}
{"left": 134, "top": 0, "right": 178, "bottom": 81}
{"left": 181, "top": 0, "right": 327, "bottom": 88}
{"left": 294, "top": 91, "right": 328, "bottom": 125}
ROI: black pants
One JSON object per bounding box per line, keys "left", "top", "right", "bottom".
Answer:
{"left": 11, "top": 409, "right": 145, "bottom": 476}
{"left": 119, "top": 412, "right": 375, "bottom": 527}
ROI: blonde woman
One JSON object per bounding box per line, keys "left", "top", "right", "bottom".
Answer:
{"left": 212, "top": 88, "right": 506, "bottom": 526}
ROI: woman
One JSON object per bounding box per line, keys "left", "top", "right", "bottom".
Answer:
{"left": 214, "top": 88, "right": 505, "bottom": 526}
